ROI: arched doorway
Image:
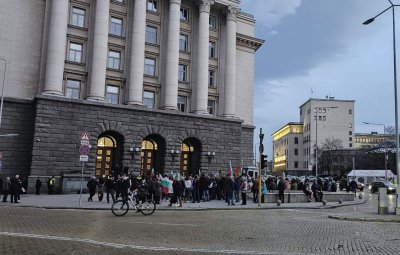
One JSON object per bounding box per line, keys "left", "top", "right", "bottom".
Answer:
{"left": 140, "top": 134, "right": 165, "bottom": 176}
{"left": 180, "top": 138, "right": 202, "bottom": 177}
{"left": 96, "top": 132, "right": 123, "bottom": 177}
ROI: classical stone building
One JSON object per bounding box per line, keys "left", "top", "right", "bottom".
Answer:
{"left": 0, "top": 0, "right": 263, "bottom": 192}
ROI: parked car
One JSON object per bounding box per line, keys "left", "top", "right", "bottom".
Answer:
{"left": 370, "top": 181, "right": 397, "bottom": 194}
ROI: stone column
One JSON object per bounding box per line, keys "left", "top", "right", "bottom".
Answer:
{"left": 223, "top": 6, "right": 238, "bottom": 118}
{"left": 43, "top": 0, "right": 69, "bottom": 95}
{"left": 87, "top": 0, "right": 110, "bottom": 101}
{"left": 127, "top": 0, "right": 146, "bottom": 105}
{"left": 194, "top": 0, "right": 214, "bottom": 114}
{"left": 162, "top": 0, "right": 181, "bottom": 110}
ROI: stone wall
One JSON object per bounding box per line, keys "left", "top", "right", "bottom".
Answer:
{"left": 30, "top": 96, "right": 253, "bottom": 192}
{"left": 0, "top": 98, "right": 35, "bottom": 180}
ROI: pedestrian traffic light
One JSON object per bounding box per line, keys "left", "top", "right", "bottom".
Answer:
{"left": 260, "top": 154, "right": 268, "bottom": 169}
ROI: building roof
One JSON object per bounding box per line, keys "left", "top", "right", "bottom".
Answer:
{"left": 299, "top": 98, "right": 355, "bottom": 109}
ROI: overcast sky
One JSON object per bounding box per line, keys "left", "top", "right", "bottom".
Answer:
{"left": 241, "top": 0, "right": 399, "bottom": 158}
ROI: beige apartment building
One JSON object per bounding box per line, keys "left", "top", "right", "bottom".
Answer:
{"left": 0, "top": 0, "right": 263, "bottom": 192}
{"left": 272, "top": 98, "right": 355, "bottom": 176}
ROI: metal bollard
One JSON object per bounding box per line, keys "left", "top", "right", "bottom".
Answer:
{"left": 378, "top": 187, "right": 388, "bottom": 215}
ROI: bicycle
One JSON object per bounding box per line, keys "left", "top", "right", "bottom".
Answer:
{"left": 111, "top": 191, "right": 156, "bottom": 216}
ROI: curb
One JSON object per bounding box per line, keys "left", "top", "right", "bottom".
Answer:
{"left": 328, "top": 215, "right": 400, "bottom": 223}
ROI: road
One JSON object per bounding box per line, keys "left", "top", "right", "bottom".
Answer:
{"left": 0, "top": 191, "right": 399, "bottom": 255}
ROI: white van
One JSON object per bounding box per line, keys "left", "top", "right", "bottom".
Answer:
{"left": 242, "top": 166, "right": 259, "bottom": 179}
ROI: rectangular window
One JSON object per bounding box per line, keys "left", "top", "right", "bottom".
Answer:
{"left": 179, "top": 34, "right": 188, "bottom": 51}
{"left": 143, "top": 91, "right": 155, "bottom": 109}
{"left": 177, "top": 96, "right": 187, "bottom": 112}
{"left": 208, "top": 70, "right": 215, "bottom": 87}
{"left": 68, "top": 42, "right": 83, "bottom": 63}
{"left": 108, "top": 50, "right": 121, "bottom": 69}
{"left": 349, "top": 137, "right": 353, "bottom": 141}
{"left": 66, "top": 79, "right": 81, "bottom": 99}
{"left": 349, "top": 109, "right": 353, "bottom": 114}
{"left": 178, "top": 64, "right": 187, "bottom": 82}
{"left": 71, "top": 7, "right": 85, "bottom": 27}
{"left": 207, "top": 100, "right": 215, "bottom": 115}
{"left": 146, "top": 26, "right": 157, "bottom": 44}
{"left": 147, "top": 0, "right": 157, "bottom": 12}
{"left": 323, "top": 116, "right": 326, "bottom": 121}
{"left": 180, "top": 7, "right": 189, "bottom": 21}
{"left": 144, "top": 58, "right": 156, "bottom": 76}
{"left": 349, "top": 143, "right": 353, "bottom": 148}
{"left": 110, "top": 17, "right": 122, "bottom": 36}
{"left": 209, "top": 15, "right": 217, "bottom": 29}
{"left": 349, "top": 131, "right": 353, "bottom": 135}
{"left": 294, "top": 149, "right": 298, "bottom": 155}
{"left": 106, "top": 85, "right": 119, "bottom": 104}
{"left": 294, "top": 161, "right": 298, "bottom": 168}
{"left": 209, "top": 41, "right": 216, "bottom": 58}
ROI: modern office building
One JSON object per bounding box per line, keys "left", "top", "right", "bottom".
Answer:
{"left": 272, "top": 97, "right": 355, "bottom": 175}
{"left": 0, "top": 0, "right": 263, "bottom": 192}
{"left": 271, "top": 122, "right": 303, "bottom": 176}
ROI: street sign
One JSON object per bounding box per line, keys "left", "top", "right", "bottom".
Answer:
{"left": 79, "top": 155, "right": 88, "bottom": 162}
{"left": 80, "top": 132, "right": 89, "bottom": 140}
{"left": 80, "top": 140, "right": 90, "bottom": 146}
{"left": 79, "top": 145, "right": 90, "bottom": 155}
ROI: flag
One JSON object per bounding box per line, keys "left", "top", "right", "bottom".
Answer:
{"left": 234, "top": 164, "right": 240, "bottom": 177}
{"left": 229, "top": 161, "right": 233, "bottom": 177}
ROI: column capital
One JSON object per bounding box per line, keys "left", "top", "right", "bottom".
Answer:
{"left": 199, "top": 0, "right": 214, "bottom": 13}
{"left": 170, "top": 0, "right": 181, "bottom": 5}
{"left": 226, "top": 5, "right": 239, "bottom": 22}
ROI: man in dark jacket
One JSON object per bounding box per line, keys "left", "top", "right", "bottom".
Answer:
{"left": 277, "top": 177, "right": 285, "bottom": 203}
{"left": 87, "top": 176, "right": 99, "bottom": 202}
{"left": 226, "top": 176, "right": 235, "bottom": 206}
{"left": 35, "top": 178, "right": 42, "bottom": 195}
{"left": 104, "top": 176, "right": 115, "bottom": 203}
{"left": 10, "top": 175, "right": 22, "bottom": 203}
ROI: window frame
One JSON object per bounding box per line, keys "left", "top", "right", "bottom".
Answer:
{"left": 208, "top": 70, "right": 215, "bottom": 87}
{"left": 106, "top": 85, "right": 120, "bottom": 104}
{"left": 177, "top": 95, "right": 187, "bottom": 112}
{"left": 110, "top": 16, "right": 123, "bottom": 37}
{"left": 71, "top": 6, "right": 86, "bottom": 28}
{"left": 147, "top": 0, "right": 158, "bottom": 12}
{"left": 143, "top": 90, "right": 155, "bottom": 109}
{"left": 68, "top": 42, "right": 83, "bottom": 63}
{"left": 209, "top": 41, "right": 216, "bottom": 58}
{"left": 180, "top": 7, "right": 189, "bottom": 22}
{"left": 207, "top": 100, "right": 215, "bottom": 115}
{"left": 178, "top": 64, "right": 188, "bottom": 82}
{"left": 209, "top": 15, "right": 217, "bottom": 29}
{"left": 144, "top": 58, "right": 156, "bottom": 76}
{"left": 107, "top": 50, "right": 121, "bottom": 70}
{"left": 145, "top": 25, "right": 157, "bottom": 44}
{"left": 179, "top": 34, "right": 188, "bottom": 52}
{"left": 65, "top": 79, "right": 81, "bottom": 99}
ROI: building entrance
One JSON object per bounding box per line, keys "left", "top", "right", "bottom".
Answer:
{"left": 180, "top": 138, "right": 202, "bottom": 177}
{"left": 96, "top": 136, "right": 116, "bottom": 177}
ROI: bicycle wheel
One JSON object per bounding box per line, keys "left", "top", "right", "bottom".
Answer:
{"left": 111, "top": 200, "right": 129, "bottom": 216}
{"left": 139, "top": 200, "right": 156, "bottom": 216}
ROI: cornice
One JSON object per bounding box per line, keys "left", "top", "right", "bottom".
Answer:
{"left": 236, "top": 33, "right": 265, "bottom": 51}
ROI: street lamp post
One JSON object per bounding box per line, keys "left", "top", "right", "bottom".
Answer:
{"left": 0, "top": 57, "right": 7, "bottom": 130}
{"left": 362, "top": 122, "right": 388, "bottom": 178}
{"left": 363, "top": 0, "right": 400, "bottom": 214}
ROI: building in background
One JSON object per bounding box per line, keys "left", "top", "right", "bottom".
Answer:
{"left": 272, "top": 97, "right": 355, "bottom": 176}
{"left": 0, "top": 0, "right": 263, "bottom": 192}
{"left": 355, "top": 132, "right": 394, "bottom": 148}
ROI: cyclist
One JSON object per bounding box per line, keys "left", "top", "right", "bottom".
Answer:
{"left": 134, "top": 176, "right": 149, "bottom": 205}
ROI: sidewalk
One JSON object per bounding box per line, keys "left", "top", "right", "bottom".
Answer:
{"left": 1, "top": 194, "right": 399, "bottom": 223}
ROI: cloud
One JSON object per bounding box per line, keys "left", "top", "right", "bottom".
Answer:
{"left": 241, "top": 0, "right": 302, "bottom": 29}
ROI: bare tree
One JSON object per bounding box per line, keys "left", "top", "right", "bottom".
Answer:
{"left": 318, "top": 137, "right": 344, "bottom": 175}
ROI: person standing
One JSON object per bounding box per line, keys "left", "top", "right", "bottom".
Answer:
{"left": 10, "top": 175, "right": 22, "bottom": 203}
{"left": 240, "top": 177, "right": 248, "bottom": 205}
{"left": 104, "top": 176, "right": 115, "bottom": 203}
{"left": 226, "top": 176, "right": 235, "bottom": 206}
{"left": 35, "top": 178, "right": 42, "bottom": 195}
{"left": 234, "top": 177, "right": 241, "bottom": 203}
{"left": 2, "top": 177, "right": 11, "bottom": 202}
{"left": 87, "top": 176, "right": 99, "bottom": 202}
{"left": 277, "top": 177, "right": 285, "bottom": 203}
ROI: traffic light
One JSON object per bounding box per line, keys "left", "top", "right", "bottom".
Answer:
{"left": 260, "top": 154, "right": 268, "bottom": 169}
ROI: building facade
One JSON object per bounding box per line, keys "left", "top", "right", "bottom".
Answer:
{"left": 0, "top": 0, "right": 263, "bottom": 192}
{"left": 271, "top": 123, "right": 303, "bottom": 176}
{"left": 271, "top": 98, "right": 355, "bottom": 176}
{"left": 355, "top": 132, "right": 394, "bottom": 148}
